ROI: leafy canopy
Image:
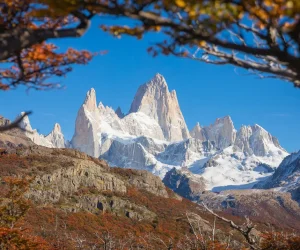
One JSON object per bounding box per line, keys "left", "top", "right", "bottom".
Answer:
{"left": 0, "top": 0, "right": 299, "bottom": 90}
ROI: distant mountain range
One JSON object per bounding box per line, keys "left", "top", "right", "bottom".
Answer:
{"left": 19, "top": 73, "right": 293, "bottom": 193}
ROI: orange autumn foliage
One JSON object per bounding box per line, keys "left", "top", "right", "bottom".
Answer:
{"left": 0, "top": 0, "right": 93, "bottom": 91}
{"left": 0, "top": 177, "right": 51, "bottom": 249}
{"left": 260, "top": 232, "right": 300, "bottom": 250}
{"left": 0, "top": 227, "right": 50, "bottom": 250}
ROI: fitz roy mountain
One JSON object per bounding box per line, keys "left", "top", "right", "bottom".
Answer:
{"left": 20, "top": 73, "right": 289, "bottom": 192}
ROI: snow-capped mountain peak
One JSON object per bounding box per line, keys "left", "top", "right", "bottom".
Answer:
{"left": 18, "top": 113, "right": 66, "bottom": 148}
{"left": 234, "top": 124, "right": 286, "bottom": 157}
{"left": 20, "top": 74, "right": 289, "bottom": 192}
{"left": 69, "top": 75, "right": 288, "bottom": 191}
{"left": 45, "top": 123, "right": 66, "bottom": 148}
{"left": 53, "top": 123, "right": 62, "bottom": 133}
{"left": 129, "top": 73, "right": 190, "bottom": 142}
{"left": 84, "top": 88, "right": 97, "bottom": 111}
{"left": 19, "top": 111, "right": 33, "bottom": 132}
{"left": 190, "top": 115, "right": 236, "bottom": 149}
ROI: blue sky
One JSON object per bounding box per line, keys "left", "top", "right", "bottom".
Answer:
{"left": 0, "top": 20, "right": 299, "bottom": 152}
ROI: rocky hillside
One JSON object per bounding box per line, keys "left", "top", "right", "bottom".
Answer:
{"left": 0, "top": 138, "right": 239, "bottom": 249}
{"left": 0, "top": 128, "right": 299, "bottom": 249}
{"left": 0, "top": 116, "right": 34, "bottom": 148}
{"left": 199, "top": 190, "right": 300, "bottom": 231}
{"left": 162, "top": 167, "right": 300, "bottom": 231}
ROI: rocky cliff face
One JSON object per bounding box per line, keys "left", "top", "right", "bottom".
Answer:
{"left": 0, "top": 116, "right": 10, "bottom": 127}
{"left": 234, "top": 124, "right": 285, "bottom": 157}
{"left": 71, "top": 88, "right": 102, "bottom": 157}
{"left": 163, "top": 167, "right": 206, "bottom": 201}
{"left": 255, "top": 151, "right": 300, "bottom": 204}
{"left": 0, "top": 116, "right": 34, "bottom": 149}
{"left": 202, "top": 116, "right": 236, "bottom": 149}
{"left": 0, "top": 142, "right": 169, "bottom": 221}
{"left": 129, "top": 73, "right": 190, "bottom": 142}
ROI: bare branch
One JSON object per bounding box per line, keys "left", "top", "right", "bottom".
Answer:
{"left": 201, "top": 203, "right": 260, "bottom": 250}
{"left": 0, "top": 111, "right": 32, "bottom": 132}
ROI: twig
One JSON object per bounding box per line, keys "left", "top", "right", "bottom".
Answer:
{"left": 0, "top": 111, "right": 32, "bottom": 132}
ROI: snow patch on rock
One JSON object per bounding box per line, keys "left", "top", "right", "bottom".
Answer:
{"left": 19, "top": 112, "right": 66, "bottom": 148}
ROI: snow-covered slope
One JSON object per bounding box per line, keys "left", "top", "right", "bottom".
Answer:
{"left": 255, "top": 151, "right": 300, "bottom": 203}
{"left": 70, "top": 73, "right": 288, "bottom": 191}
{"left": 19, "top": 112, "right": 66, "bottom": 148}
{"left": 197, "top": 145, "right": 287, "bottom": 191}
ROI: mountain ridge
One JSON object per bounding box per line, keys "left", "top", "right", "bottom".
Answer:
{"left": 17, "top": 73, "right": 289, "bottom": 191}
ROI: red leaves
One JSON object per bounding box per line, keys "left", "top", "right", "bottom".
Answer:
{"left": 0, "top": 41, "right": 93, "bottom": 90}
{"left": 0, "top": 0, "right": 94, "bottom": 91}
{"left": 0, "top": 227, "right": 50, "bottom": 250}
{"left": 260, "top": 232, "right": 300, "bottom": 249}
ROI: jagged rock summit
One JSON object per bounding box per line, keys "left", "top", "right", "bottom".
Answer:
{"left": 69, "top": 73, "right": 288, "bottom": 191}
{"left": 190, "top": 122, "right": 206, "bottom": 142}
{"left": 45, "top": 123, "right": 66, "bottom": 148}
{"left": 19, "top": 112, "right": 66, "bottom": 148}
{"left": 234, "top": 124, "right": 285, "bottom": 157}
{"left": 190, "top": 116, "right": 236, "bottom": 149}
{"left": 129, "top": 73, "right": 190, "bottom": 142}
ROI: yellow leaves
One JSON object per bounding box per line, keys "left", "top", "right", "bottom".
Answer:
{"left": 282, "top": 21, "right": 296, "bottom": 32}
{"left": 286, "top": 1, "right": 294, "bottom": 9}
{"left": 198, "top": 41, "right": 206, "bottom": 47}
{"left": 101, "top": 25, "right": 144, "bottom": 39}
{"left": 153, "top": 26, "right": 161, "bottom": 32}
{"left": 188, "top": 9, "right": 197, "bottom": 19}
{"left": 29, "top": 9, "right": 57, "bottom": 18}
{"left": 264, "top": 0, "right": 273, "bottom": 7}
{"left": 238, "top": 11, "right": 244, "bottom": 19}
{"left": 31, "top": 0, "right": 83, "bottom": 18}
{"left": 175, "top": 0, "right": 186, "bottom": 8}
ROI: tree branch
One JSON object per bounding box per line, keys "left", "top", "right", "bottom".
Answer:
{"left": 0, "top": 11, "right": 92, "bottom": 61}
{"left": 0, "top": 111, "right": 32, "bottom": 132}
{"left": 201, "top": 203, "right": 260, "bottom": 250}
